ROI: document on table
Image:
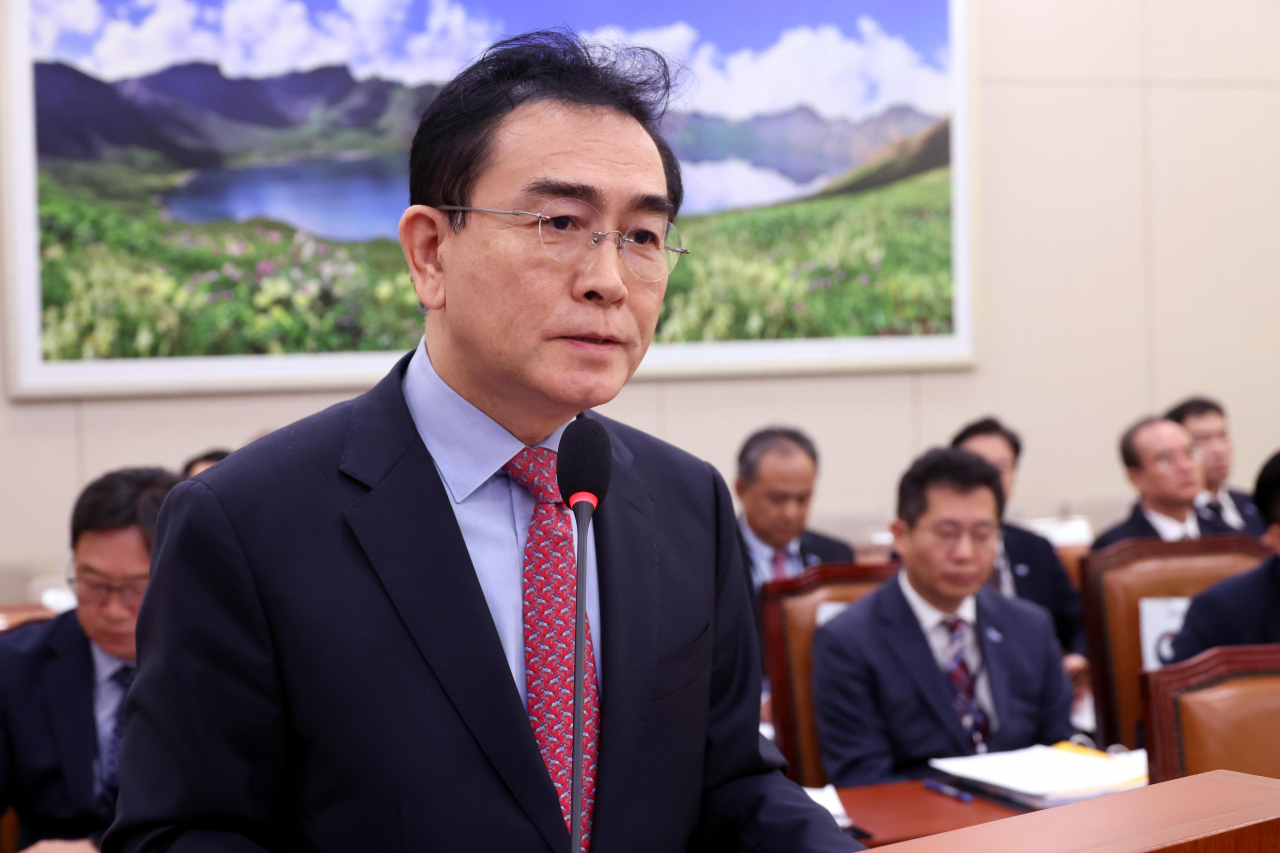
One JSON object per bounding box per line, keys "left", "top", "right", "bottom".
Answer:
{"left": 802, "top": 785, "right": 852, "bottom": 829}
{"left": 929, "top": 744, "right": 1148, "bottom": 809}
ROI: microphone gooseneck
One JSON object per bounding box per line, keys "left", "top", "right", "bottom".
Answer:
{"left": 556, "top": 416, "right": 612, "bottom": 853}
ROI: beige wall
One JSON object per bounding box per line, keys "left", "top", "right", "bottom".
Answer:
{"left": 3, "top": 0, "right": 1279, "bottom": 598}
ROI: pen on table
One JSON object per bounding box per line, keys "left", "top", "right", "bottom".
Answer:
{"left": 923, "top": 778, "right": 973, "bottom": 803}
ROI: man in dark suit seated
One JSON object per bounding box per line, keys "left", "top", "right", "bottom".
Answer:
{"left": 1093, "top": 417, "right": 1234, "bottom": 551}
{"left": 735, "top": 427, "right": 854, "bottom": 598}
{"left": 1171, "top": 449, "right": 1280, "bottom": 663}
{"left": 812, "top": 449, "right": 1074, "bottom": 787}
{"left": 105, "top": 32, "right": 858, "bottom": 853}
{"left": 951, "top": 417, "right": 1086, "bottom": 666}
{"left": 1165, "top": 397, "right": 1267, "bottom": 537}
{"left": 0, "top": 468, "right": 178, "bottom": 851}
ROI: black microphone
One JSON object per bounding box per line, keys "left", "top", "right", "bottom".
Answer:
{"left": 556, "top": 415, "right": 611, "bottom": 853}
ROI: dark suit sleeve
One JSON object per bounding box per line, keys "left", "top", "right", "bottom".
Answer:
{"left": 1032, "top": 609, "right": 1076, "bottom": 745}
{"left": 1039, "top": 539, "right": 1086, "bottom": 656}
{"left": 0, "top": 652, "right": 11, "bottom": 815}
{"left": 810, "top": 623, "right": 895, "bottom": 788}
{"left": 1170, "top": 591, "right": 1237, "bottom": 663}
{"left": 694, "top": 469, "right": 861, "bottom": 852}
{"left": 103, "top": 480, "right": 283, "bottom": 853}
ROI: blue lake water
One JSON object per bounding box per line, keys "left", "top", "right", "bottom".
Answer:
{"left": 165, "top": 156, "right": 410, "bottom": 242}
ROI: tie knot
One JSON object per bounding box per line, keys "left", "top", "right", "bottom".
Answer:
{"left": 503, "top": 446, "right": 561, "bottom": 505}
{"left": 942, "top": 616, "right": 966, "bottom": 638}
{"left": 113, "top": 664, "right": 137, "bottom": 692}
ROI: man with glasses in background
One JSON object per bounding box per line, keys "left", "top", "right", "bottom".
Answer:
{"left": 811, "top": 449, "right": 1074, "bottom": 787}
{"left": 0, "top": 467, "right": 178, "bottom": 851}
{"left": 1092, "top": 417, "right": 1235, "bottom": 551}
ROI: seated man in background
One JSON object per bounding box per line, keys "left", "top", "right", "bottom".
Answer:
{"left": 951, "top": 417, "right": 1085, "bottom": 664}
{"left": 0, "top": 467, "right": 179, "bottom": 851}
{"left": 1092, "top": 417, "right": 1234, "bottom": 551}
{"left": 812, "top": 449, "right": 1074, "bottom": 787}
{"left": 181, "top": 448, "right": 231, "bottom": 479}
{"left": 1171, "top": 449, "right": 1280, "bottom": 662}
{"left": 735, "top": 427, "right": 854, "bottom": 606}
{"left": 1165, "top": 397, "right": 1267, "bottom": 536}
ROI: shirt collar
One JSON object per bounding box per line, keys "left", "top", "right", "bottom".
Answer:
{"left": 89, "top": 641, "right": 130, "bottom": 688}
{"left": 401, "top": 338, "right": 572, "bottom": 503}
{"left": 1194, "top": 488, "right": 1234, "bottom": 510}
{"left": 897, "top": 569, "right": 977, "bottom": 634}
{"left": 737, "top": 516, "right": 801, "bottom": 558}
{"left": 1142, "top": 505, "right": 1200, "bottom": 541}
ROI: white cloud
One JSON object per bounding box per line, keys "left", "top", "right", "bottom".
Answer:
{"left": 367, "top": 0, "right": 499, "bottom": 84}
{"left": 590, "top": 17, "right": 949, "bottom": 122}
{"left": 88, "top": 0, "right": 221, "bottom": 79}
{"left": 30, "top": 0, "right": 103, "bottom": 59}
{"left": 679, "top": 158, "right": 830, "bottom": 215}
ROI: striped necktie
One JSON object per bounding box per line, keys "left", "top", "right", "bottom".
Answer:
{"left": 941, "top": 617, "right": 990, "bottom": 750}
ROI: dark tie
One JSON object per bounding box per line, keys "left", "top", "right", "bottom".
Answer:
{"left": 503, "top": 447, "right": 599, "bottom": 851}
{"left": 99, "top": 664, "right": 137, "bottom": 812}
{"left": 1205, "top": 499, "right": 1225, "bottom": 524}
{"left": 941, "top": 617, "right": 990, "bottom": 750}
{"left": 771, "top": 548, "right": 789, "bottom": 580}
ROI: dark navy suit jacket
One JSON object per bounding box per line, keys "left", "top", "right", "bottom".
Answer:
{"left": 0, "top": 610, "right": 109, "bottom": 848}
{"left": 1222, "top": 489, "right": 1267, "bottom": 537}
{"left": 1002, "top": 523, "right": 1085, "bottom": 655}
{"left": 103, "top": 354, "right": 859, "bottom": 853}
{"left": 1171, "top": 554, "right": 1280, "bottom": 663}
{"left": 811, "top": 578, "right": 1075, "bottom": 788}
{"left": 1092, "top": 503, "right": 1235, "bottom": 552}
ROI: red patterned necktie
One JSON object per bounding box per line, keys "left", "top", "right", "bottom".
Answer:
{"left": 771, "top": 548, "right": 789, "bottom": 580}
{"left": 503, "top": 446, "right": 600, "bottom": 851}
{"left": 941, "top": 616, "right": 990, "bottom": 749}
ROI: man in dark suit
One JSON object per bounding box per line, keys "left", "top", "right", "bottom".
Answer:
{"left": 812, "top": 449, "right": 1074, "bottom": 788}
{"left": 951, "top": 417, "right": 1085, "bottom": 661}
{"left": 734, "top": 427, "right": 854, "bottom": 601}
{"left": 0, "top": 468, "right": 178, "bottom": 851}
{"left": 104, "top": 33, "right": 858, "bottom": 853}
{"left": 1171, "top": 449, "right": 1280, "bottom": 663}
{"left": 1165, "top": 397, "right": 1267, "bottom": 537}
{"left": 1093, "top": 417, "right": 1234, "bottom": 551}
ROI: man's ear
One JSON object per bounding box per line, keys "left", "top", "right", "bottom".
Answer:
{"left": 890, "top": 518, "right": 910, "bottom": 555}
{"left": 734, "top": 477, "right": 748, "bottom": 501}
{"left": 399, "top": 205, "right": 452, "bottom": 311}
{"left": 1125, "top": 466, "right": 1143, "bottom": 491}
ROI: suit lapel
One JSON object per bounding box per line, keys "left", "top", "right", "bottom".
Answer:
{"left": 1129, "top": 504, "right": 1160, "bottom": 539}
{"left": 586, "top": 429, "right": 659, "bottom": 848}
{"left": 341, "top": 357, "right": 567, "bottom": 853}
{"left": 974, "top": 591, "right": 1012, "bottom": 740}
{"left": 42, "top": 615, "right": 98, "bottom": 812}
{"left": 878, "top": 582, "right": 971, "bottom": 754}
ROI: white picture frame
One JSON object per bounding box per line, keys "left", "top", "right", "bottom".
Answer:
{"left": 2, "top": 0, "right": 974, "bottom": 399}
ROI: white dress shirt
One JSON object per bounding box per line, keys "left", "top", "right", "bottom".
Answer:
{"left": 1194, "top": 488, "right": 1246, "bottom": 531}
{"left": 89, "top": 641, "right": 131, "bottom": 796}
{"left": 738, "top": 518, "right": 803, "bottom": 589}
{"left": 1142, "top": 506, "right": 1201, "bottom": 541}
{"left": 401, "top": 338, "right": 601, "bottom": 706}
{"left": 897, "top": 571, "right": 998, "bottom": 729}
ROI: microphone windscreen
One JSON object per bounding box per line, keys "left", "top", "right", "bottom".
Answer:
{"left": 558, "top": 417, "right": 613, "bottom": 506}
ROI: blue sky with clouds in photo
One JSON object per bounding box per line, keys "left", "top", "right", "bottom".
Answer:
{"left": 32, "top": 0, "right": 950, "bottom": 123}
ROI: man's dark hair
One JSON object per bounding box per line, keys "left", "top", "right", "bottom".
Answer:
{"left": 1119, "top": 416, "right": 1169, "bottom": 470}
{"left": 182, "top": 448, "right": 231, "bottom": 478}
{"left": 1164, "top": 396, "right": 1226, "bottom": 425}
{"left": 950, "top": 416, "right": 1022, "bottom": 462}
{"left": 1253, "top": 449, "right": 1280, "bottom": 528}
{"left": 737, "top": 427, "right": 818, "bottom": 484}
{"left": 897, "top": 448, "right": 1005, "bottom": 528}
{"left": 71, "top": 467, "right": 181, "bottom": 550}
{"left": 409, "top": 29, "right": 683, "bottom": 228}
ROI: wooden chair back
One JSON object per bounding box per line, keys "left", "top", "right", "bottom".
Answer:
{"left": 1146, "top": 645, "right": 1280, "bottom": 783}
{"left": 1082, "top": 536, "right": 1271, "bottom": 748}
{"left": 1056, "top": 543, "right": 1089, "bottom": 590}
{"left": 760, "top": 561, "right": 898, "bottom": 787}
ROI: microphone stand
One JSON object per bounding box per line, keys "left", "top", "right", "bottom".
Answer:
{"left": 569, "top": 499, "right": 594, "bottom": 853}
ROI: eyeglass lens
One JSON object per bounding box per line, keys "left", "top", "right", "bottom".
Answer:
{"left": 71, "top": 577, "right": 148, "bottom": 609}
{"left": 536, "top": 198, "right": 683, "bottom": 282}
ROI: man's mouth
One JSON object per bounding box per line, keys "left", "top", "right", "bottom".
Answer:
{"left": 565, "top": 335, "right": 622, "bottom": 346}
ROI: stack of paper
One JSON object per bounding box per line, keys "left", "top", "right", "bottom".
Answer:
{"left": 929, "top": 744, "right": 1148, "bottom": 809}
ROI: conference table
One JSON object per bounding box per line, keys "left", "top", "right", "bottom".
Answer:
{"left": 838, "top": 770, "right": 1280, "bottom": 851}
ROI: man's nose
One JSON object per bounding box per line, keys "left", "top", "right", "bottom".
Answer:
{"left": 576, "top": 238, "right": 629, "bottom": 305}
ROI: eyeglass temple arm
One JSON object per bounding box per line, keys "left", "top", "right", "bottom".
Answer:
{"left": 434, "top": 205, "right": 548, "bottom": 220}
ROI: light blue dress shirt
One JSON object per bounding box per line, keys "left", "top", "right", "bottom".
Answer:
{"left": 737, "top": 516, "right": 803, "bottom": 590}
{"left": 89, "top": 641, "right": 130, "bottom": 796}
{"left": 401, "top": 339, "right": 601, "bottom": 706}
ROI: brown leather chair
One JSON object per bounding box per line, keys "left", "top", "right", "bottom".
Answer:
{"left": 760, "top": 561, "right": 898, "bottom": 787}
{"left": 1082, "top": 536, "right": 1272, "bottom": 748}
{"left": 1146, "top": 645, "right": 1280, "bottom": 783}
{"left": 1056, "top": 543, "right": 1089, "bottom": 590}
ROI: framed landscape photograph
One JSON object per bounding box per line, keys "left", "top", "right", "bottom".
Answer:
{"left": 2, "top": 0, "right": 972, "bottom": 397}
